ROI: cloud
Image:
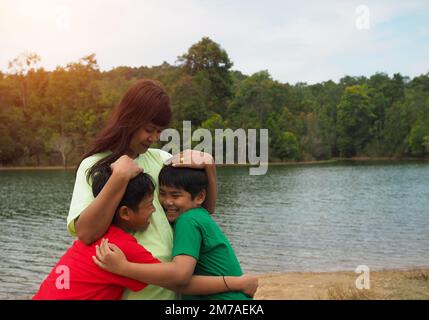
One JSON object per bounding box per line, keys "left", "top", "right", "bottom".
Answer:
{"left": 0, "top": 0, "right": 428, "bottom": 83}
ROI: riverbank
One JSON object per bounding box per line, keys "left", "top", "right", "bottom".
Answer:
{"left": 12, "top": 268, "right": 429, "bottom": 300}
{"left": 254, "top": 268, "right": 429, "bottom": 300}
{"left": 1, "top": 157, "right": 428, "bottom": 170}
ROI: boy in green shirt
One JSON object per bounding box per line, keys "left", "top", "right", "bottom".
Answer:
{"left": 94, "top": 165, "right": 255, "bottom": 300}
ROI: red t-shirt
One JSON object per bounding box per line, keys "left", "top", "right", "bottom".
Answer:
{"left": 32, "top": 225, "right": 160, "bottom": 300}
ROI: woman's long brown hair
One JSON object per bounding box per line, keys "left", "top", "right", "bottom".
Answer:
{"left": 77, "top": 79, "right": 172, "bottom": 182}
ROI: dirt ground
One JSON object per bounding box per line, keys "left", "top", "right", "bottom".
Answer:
{"left": 254, "top": 269, "right": 429, "bottom": 300}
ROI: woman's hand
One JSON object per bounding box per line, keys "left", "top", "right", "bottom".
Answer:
{"left": 110, "top": 155, "right": 143, "bottom": 180}
{"left": 167, "top": 149, "right": 214, "bottom": 169}
{"left": 239, "top": 274, "right": 259, "bottom": 297}
{"left": 92, "top": 238, "right": 128, "bottom": 275}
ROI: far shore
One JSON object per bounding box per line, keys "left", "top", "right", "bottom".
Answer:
{"left": 254, "top": 268, "right": 429, "bottom": 300}
{"left": 1, "top": 157, "right": 428, "bottom": 171}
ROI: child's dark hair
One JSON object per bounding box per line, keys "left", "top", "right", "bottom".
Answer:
{"left": 92, "top": 165, "right": 155, "bottom": 211}
{"left": 158, "top": 165, "right": 208, "bottom": 199}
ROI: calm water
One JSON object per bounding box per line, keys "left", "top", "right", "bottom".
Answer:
{"left": 1, "top": 162, "right": 429, "bottom": 299}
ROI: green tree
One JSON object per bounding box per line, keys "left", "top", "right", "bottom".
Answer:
{"left": 383, "top": 88, "right": 429, "bottom": 157}
{"left": 178, "top": 37, "right": 233, "bottom": 116}
{"left": 42, "top": 54, "right": 102, "bottom": 166}
{"left": 229, "top": 71, "right": 292, "bottom": 128}
{"left": 336, "top": 85, "right": 375, "bottom": 157}
{"left": 407, "top": 121, "right": 429, "bottom": 156}
{"left": 7, "top": 52, "right": 41, "bottom": 111}
{"left": 1, "top": 44, "right": 429, "bottom": 165}
{"left": 170, "top": 74, "right": 210, "bottom": 127}
{"left": 303, "top": 80, "right": 343, "bottom": 157}
{"left": 275, "top": 131, "right": 301, "bottom": 161}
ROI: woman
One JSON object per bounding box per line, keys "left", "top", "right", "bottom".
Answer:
{"left": 67, "top": 79, "right": 218, "bottom": 300}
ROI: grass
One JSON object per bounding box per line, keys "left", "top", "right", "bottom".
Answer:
{"left": 384, "top": 269, "right": 429, "bottom": 300}
{"left": 406, "top": 269, "right": 429, "bottom": 281}
{"left": 325, "top": 269, "right": 429, "bottom": 300}
{"left": 325, "top": 285, "right": 378, "bottom": 300}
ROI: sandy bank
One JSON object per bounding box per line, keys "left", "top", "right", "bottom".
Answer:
{"left": 254, "top": 268, "right": 429, "bottom": 300}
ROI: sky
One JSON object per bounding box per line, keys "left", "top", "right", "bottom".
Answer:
{"left": 0, "top": 0, "right": 428, "bottom": 84}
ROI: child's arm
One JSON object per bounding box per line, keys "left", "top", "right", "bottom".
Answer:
{"left": 117, "top": 255, "right": 197, "bottom": 287}
{"left": 93, "top": 239, "right": 258, "bottom": 296}
{"left": 94, "top": 239, "right": 195, "bottom": 286}
{"left": 167, "top": 274, "right": 258, "bottom": 297}
{"left": 118, "top": 258, "right": 257, "bottom": 296}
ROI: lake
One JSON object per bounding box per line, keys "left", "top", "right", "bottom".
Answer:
{"left": 1, "top": 161, "right": 428, "bottom": 299}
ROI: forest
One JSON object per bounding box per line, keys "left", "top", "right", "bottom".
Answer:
{"left": 1, "top": 37, "right": 428, "bottom": 166}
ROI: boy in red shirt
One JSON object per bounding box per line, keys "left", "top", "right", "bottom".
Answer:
{"left": 33, "top": 166, "right": 159, "bottom": 300}
{"left": 33, "top": 166, "right": 256, "bottom": 300}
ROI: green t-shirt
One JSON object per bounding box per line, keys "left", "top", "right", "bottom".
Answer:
{"left": 67, "top": 149, "right": 176, "bottom": 300}
{"left": 172, "top": 208, "right": 251, "bottom": 300}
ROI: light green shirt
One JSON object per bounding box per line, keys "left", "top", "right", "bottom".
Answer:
{"left": 67, "top": 148, "right": 176, "bottom": 300}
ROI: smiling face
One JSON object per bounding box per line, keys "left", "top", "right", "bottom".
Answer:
{"left": 159, "top": 186, "right": 206, "bottom": 223}
{"left": 128, "top": 123, "right": 165, "bottom": 156}
{"left": 118, "top": 193, "right": 156, "bottom": 232}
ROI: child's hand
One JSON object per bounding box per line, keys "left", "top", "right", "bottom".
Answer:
{"left": 167, "top": 150, "right": 214, "bottom": 169}
{"left": 240, "top": 274, "right": 259, "bottom": 297}
{"left": 92, "top": 238, "right": 128, "bottom": 275}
